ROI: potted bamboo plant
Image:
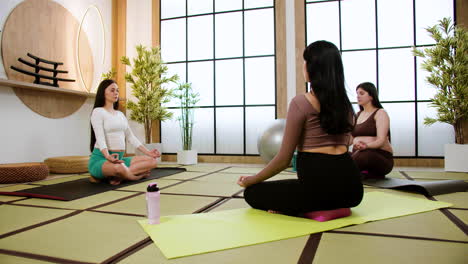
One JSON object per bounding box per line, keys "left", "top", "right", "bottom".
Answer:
{"left": 121, "top": 45, "right": 179, "bottom": 159}
{"left": 413, "top": 17, "right": 468, "bottom": 172}
{"left": 174, "top": 82, "right": 200, "bottom": 165}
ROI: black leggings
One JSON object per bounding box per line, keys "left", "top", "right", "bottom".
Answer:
{"left": 351, "top": 149, "right": 393, "bottom": 179}
{"left": 243, "top": 152, "right": 363, "bottom": 216}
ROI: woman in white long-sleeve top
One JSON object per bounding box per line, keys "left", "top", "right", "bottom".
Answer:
{"left": 88, "top": 79, "right": 159, "bottom": 185}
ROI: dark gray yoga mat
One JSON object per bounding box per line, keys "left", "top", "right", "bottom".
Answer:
{"left": 0, "top": 167, "right": 186, "bottom": 201}
{"left": 363, "top": 177, "right": 468, "bottom": 196}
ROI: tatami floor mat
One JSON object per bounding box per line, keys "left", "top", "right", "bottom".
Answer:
{"left": 208, "top": 198, "right": 250, "bottom": 212}
{"left": 96, "top": 193, "right": 219, "bottom": 216}
{"left": 0, "top": 254, "right": 54, "bottom": 264}
{"left": 388, "top": 171, "right": 406, "bottom": 179}
{"left": 0, "top": 164, "right": 465, "bottom": 264}
{"left": 180, "top": 165, "right": 230, "bottom": 172}
{"left": 449, "top": 209, "right": 468, "bottom": 224}
{"left": 0, "top": 195, "right": 26, "bottom": 203}
{"left": 115, "top": 179, "right": 182, "bottom": 192}
{"left": 405, "top": 171, "right": 468, "bottom": 180}
{"left": 33, "top": 175, "right": 88, "bottom": 185}
{"left": 11, "top": 190, "right": 136, "bottom": 210}
{"left": 118, "top": 235, "right": 308, "bottom": 264}
{"left": 0, "top": 185, "right": 37, "bottom": 192}
{"left": 363, "top": 187, "right": 427, "bottom": 199}
{"left": 313, "top": 233, "right": 468, "bottom": 264}
{"left": 434, "top": 192, "right": 468, "bottom": 208}
{"left": 0, "top": 211, "right": 147, "bottom": 263}
{"left": 196, "top": 173, "right": 244, "bottom": 183}
{"left": 161, "top": 171, "right": 207, "bottom": 181}
{"left": 221, "top": 167, "right": 265, "bottom": 174}
{"left": 338, "top": 210, "right": 467, "bottom": 241}
{"left": 0, "top": 204, "right": 72, "bottom": 235}
{"left": 162, "top": 180, "right": 243, "bottom": 197}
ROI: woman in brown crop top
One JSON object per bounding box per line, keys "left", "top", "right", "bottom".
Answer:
{"left": 236, "top": 41, "right": 363, "bottom": 216}
{"left": 352, "top": 82, "right": 394, "bottom": 179}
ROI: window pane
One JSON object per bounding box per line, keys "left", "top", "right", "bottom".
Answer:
{"left": 164, "top": 63, "right": 186, "bottom": 107}
{"left": 245, "top": 57, "right": 275, "bottom": 105}
{"left": 215, "top": 0, "right": 242, "bottom": 12}
{"left": 416, "top": 57, "right": 437, "bottom": 100}
{"left": 216, "top": 59, "right": 243, "bottom": 106}
{"left": 161, "top": 19, "right": 186, "bottom": 62}
{"left": 377, "top": 0, "right": 413, "bottom": 47}
{"left": 244, "top": 0, "right": 273, "bottom": 9}
{"left": 245, "top": 107, "right": 276, "bottom": 154}
{"left": 161, "top": 109, "right": 182, "bottom": 153}
{"left": 188, "top": 0, "right": 212, "bottom": 15}
{"left": 188, "top": 15, "right": 213, "bottom": 60}
{"left": 418, "top": 102, "right": 454, "bottom": 156}
{"left": 188, "top": 61, "right": 214, "bottom": 106}
{"left": 215, "top": 12, "right": 243, "bottom": 58}
{"left": 244, "top": 8, "right": 274, "bottom": 56}
{"left": 342, "top": 50, "right": 377, "bottom": 103}
{"left": 192, "top": 108, "right": 215, "bottom": 153}
{"left": 378, "top": 48, "right": 415, "bottom": 101}
{"left": 415, "top": 0, "right": 454, "bottom": 45}
{"left": 306, "top": 2, "right": 340, "bottom": 48}
{"left": 161, "top": 0, "right": 185, "bottom": 19}
{"left": 341, "top": 0, "right": 376, "bottom": 50}
{"left": 383, "top": 103, "right": 415, "bottom": 156}
{"left": 216, "top": 107, "right": 244, "bottom": 154}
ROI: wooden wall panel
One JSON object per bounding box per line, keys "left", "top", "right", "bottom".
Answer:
{"left": 295, "top": 0, "right": 306, "bottom": 95}
{"left": 151, "top": 0, "right": 161, "bottom": 143}
{"left": 113, "top": 0, "right": 127, "bottom": 113}
{"left": 276, "top": 0, "right": 288, "bottom": 119}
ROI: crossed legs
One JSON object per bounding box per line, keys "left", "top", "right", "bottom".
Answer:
{"left": 100, "top": 156, "right": 158, "bottom": 185}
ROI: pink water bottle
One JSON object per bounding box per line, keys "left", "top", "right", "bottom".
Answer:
{"left": 146, "top": 182, "right": 160, "bottom": 224}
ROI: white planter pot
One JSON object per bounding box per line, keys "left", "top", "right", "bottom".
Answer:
{"left": 444, "top": 144, "right": 468, "bottom": 172}
{"left": 177, "top": 150, "right": 198, "bottom": 165}
{"left": 136, "top": 143, "right": 162, "bottom": 163}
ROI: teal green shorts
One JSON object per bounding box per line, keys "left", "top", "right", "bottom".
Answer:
{"left": 88, "top": 148, "right": 133, "bottom": 179}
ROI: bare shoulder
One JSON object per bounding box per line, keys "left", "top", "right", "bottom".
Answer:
{"left": 375, "top": 109, "right": 390, "bottom": 120}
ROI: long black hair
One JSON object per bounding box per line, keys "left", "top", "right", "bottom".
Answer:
{"left": 356, "top": 82, "right": 383, "bottom": 111}
{"left": 303, "top": 40, "right": 354, "bottom": 134}
{"left": 90, "top": 79, "right": 119, "bottom": 152}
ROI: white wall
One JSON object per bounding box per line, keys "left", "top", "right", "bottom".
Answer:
{"left": 0, "top": 0, "right": 112, "bottom": 163}
{"left": 125, "top": 0, "right": 153, "bottom": 153}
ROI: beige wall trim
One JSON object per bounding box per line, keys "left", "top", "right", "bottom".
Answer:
{"left": 456, "top": 0, "right": 468, "bottom": 143}
{"left": 151, "top": 0, "right": 162, "bottom": 143}
{"left": 295, "top": 0, "right": 306, "bottom": 96}
{"left": 276, "top": 0, "right": 287, "bottom": 118}
{"left": 162, "top": 155, "right": 264, "bottom": 164}
{"left": 112, "top": 0, "right": 126, "bottom": 113}
{"left": 394, "top": 159, "right": 444, "bottom": 168}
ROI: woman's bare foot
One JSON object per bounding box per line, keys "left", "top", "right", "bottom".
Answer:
{"left": 89, "top": 176, "right": 101, "bottom": 183}
{"left": 137, "top": 170, "right": 151, "bottom": 179}
{"left": 108, "top": 176, "right": 122, "bottom": 185}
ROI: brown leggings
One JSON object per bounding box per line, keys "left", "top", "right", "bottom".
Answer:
{"left": 351, "top": 149, "right": 393, "bottom": 179}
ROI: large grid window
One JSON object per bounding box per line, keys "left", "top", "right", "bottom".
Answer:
{"left": 305, "top": 0, "right": 455, "bottom": 157}
{"left": 160, "top": 0, "right": 276, "bottom": 155}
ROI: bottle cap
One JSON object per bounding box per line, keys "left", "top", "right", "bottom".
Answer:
{"left": 147, "top": 182, "right": 159, "bottom": 192}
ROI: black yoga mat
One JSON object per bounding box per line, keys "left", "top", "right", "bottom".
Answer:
{"left": 0, "top": 167, "right": 186, "bottom": 201}
{"left": 363, "top": 177, "right": 468, "bottom": 196}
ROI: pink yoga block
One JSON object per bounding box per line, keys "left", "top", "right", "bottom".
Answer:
{"left": 303, "top": 208, "right": 351, "bottom": 222}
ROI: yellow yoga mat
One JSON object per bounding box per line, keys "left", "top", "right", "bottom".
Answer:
{"left": 138, "top": 192, "right": 452, "bottom": 259}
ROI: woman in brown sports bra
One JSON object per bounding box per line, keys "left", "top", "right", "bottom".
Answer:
{"left": 352, "top": 82, "right": 394, "bottom": 179}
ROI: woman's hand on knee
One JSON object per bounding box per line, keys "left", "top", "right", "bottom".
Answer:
{"left": 237, "top": 175, "right": 258, "bottom": 188}
{"left": 147, "top": 149, "right": 161, "bottom": 159}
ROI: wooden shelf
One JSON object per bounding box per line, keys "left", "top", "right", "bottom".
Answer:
{"left": 0, "top": 78, "right": 95, "bottom": 98}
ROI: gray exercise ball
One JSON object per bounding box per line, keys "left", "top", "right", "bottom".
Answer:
{"left": 257, "top": 119, "right": 286, "bottom": 163}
